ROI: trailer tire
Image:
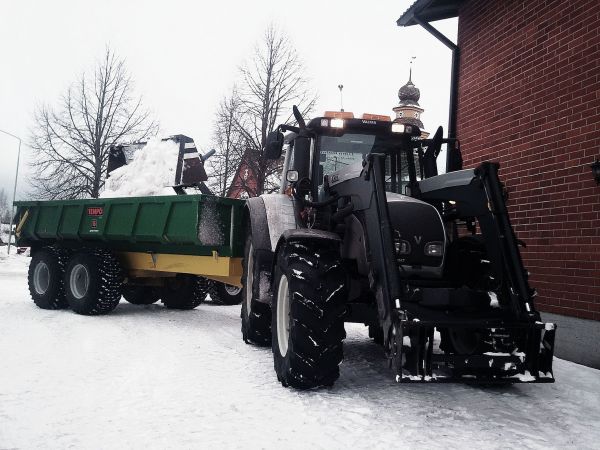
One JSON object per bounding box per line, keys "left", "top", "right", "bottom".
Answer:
{"left": 208, "top": 281, "right": 243, "bottom": 305}
{"left": 272, "top": 240, "right": 347, "bottom": 389}
{"left": 64, "top": 249, "right": 123, "bottom": 315}
{"left": 241, "top": 233, "right": 271, "bottom": 346}
{"left": 122, "top": 285, "right": 160, "bottom": 305}
{"left": 161, "top": 275, "right": 207, "bottom": 310}
{"left": 28, "top": 247, "right": 69, "bottom": 310}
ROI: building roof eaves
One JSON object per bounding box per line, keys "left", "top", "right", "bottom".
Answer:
{"left": 397, "top": 0, "right": 462, "bottom": 27}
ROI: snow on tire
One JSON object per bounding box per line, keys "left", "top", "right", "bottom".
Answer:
{"left": 27, "top": 246, "right": 69, "bottom": 310}
{"left": 64, "top": 249, "right": 123, "bottom": 315}
{"left": 161, "top": 275, "right": 207, "bottom": 310}
{"left": 241, "top": 233, "right": 271, "bottom": 346}
{"left": 272, "top": 240, "right": 347, "bottom": 389}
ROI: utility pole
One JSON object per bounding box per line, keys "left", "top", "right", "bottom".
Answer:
{"left": 0, "top": 129, "right": 22, "bottom": 255}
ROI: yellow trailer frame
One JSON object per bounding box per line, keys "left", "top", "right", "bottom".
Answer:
{"left": 118, "top": 251, "right": 243, "bottom": 287}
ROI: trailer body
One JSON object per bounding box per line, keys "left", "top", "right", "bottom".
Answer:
{"left": 15, "top": 194, "right": 245, "bottom": 287}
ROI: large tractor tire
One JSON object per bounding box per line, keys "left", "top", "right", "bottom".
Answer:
{"left": 27, "top": 246, "right": 69, "bottom": 310}
{"left": 64, "top": 249, "right": 123, "bottom": 315}
{"left": 208, "top": 281, "right": 243, "bottom": 305}
{"left": 161, "top": 275, "right": 207, "bottom": 310}
{"left": 122, "top": 285, "right": 160, "bottom": 305}
{"left": 272, "top": 240, "right": 347, "bottom": 389}
{"left": 241, "top": 233, "right": 271, "bottom": 346}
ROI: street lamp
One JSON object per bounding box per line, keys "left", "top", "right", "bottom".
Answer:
{"left": 0, "top": 129, "right": 22, "bottom": 254}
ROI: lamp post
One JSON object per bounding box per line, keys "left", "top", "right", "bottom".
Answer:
{"left": 0, "top": 129, "right": 22, "bottom": 254}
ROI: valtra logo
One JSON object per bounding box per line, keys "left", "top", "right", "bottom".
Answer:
{"left": 87, "top": 207, "right": 104, "bottom": 216}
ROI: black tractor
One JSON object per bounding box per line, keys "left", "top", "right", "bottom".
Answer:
{"left": 241, "top": 106, "right": 556, "bottom": 388}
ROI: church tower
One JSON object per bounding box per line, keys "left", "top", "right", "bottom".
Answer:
{"left": 393, "top": 68, "right": 429, "bottom": 139}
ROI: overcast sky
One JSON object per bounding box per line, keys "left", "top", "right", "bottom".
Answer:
{"left": 0, "top": 0, "right": 456, "bottom": 200}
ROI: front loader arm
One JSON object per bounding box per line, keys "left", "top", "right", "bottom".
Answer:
{"left": 419, "top": 163, "right": 538, "bottom": 321}
{"left": 328, "top": 153, "right": 405, "bottom": 348}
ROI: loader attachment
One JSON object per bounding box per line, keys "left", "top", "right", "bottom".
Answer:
{"left": 106, "top": 134, "right": 212, "bottom": 194}
{"left": 391, "top": 319, "right": 556, "bottom": 383}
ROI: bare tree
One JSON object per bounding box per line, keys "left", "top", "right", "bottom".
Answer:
{"left": 29, "top": 48, "right": 158, "bottom": 199}
{"left": 206, "top": 92, "right": 245, "bottom": 197}
{"left": 209, "top": 25, "right": 316, "bottom": 198}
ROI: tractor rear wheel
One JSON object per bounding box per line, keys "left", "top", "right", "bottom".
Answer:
{"left": 28, "top": 247, "right": 69, "bottom": 310}
{"left": 161, "top": 275, "right": 207, "bottom": 310}
{"left": 272, "top": 240, "right": 347, "bottom": 389}
{"left": 241, "top": 233, "right": 271, "bottom": 346}
{"left": 122, "top": 285, "right": 160, "bottom": 305}
{"left": 64, "top": 249, "right": 123, "bottom": 315}
{"left": 209, "top": 281, "right": 243, "bottom": 305}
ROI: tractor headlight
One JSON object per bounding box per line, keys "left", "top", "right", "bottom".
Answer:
{"left": 392, "top": 123, "right": 405, "bottom": 133}
{"left": 330, "top": 118, "right": 344, "bottom": 128}
{"left": 424, "top": 242, "right": 444, "bottom": 257}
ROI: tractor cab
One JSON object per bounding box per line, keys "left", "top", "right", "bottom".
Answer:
{"left": 270, "top": 110, "right": 426, "bottom": 202}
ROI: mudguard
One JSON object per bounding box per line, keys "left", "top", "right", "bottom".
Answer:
{"left": 244, "top": 197, "right": 272, "bottom": 252}
{"left": 244, "top": 194, "right": 299, "bottom": 305}
{"left": 274, "top": 229, "right": 341, "bottom": 260}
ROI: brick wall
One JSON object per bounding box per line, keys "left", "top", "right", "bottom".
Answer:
{"left": 456, "top": 0, "right": 600, "bottom": 320}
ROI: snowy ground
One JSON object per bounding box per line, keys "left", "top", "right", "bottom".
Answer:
{"left": 1, "top": 250, "right": 599, "bottom": 449}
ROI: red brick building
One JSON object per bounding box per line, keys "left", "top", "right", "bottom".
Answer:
{"left": 399, "top": 0, "right": 600, "bottom": 367}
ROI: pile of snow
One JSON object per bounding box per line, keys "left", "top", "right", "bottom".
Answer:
{"left": 101, "top": 138, "right": 180, "bottom": 198}
{"left": 0, "top": 245, "right": 30, "bottom": 274}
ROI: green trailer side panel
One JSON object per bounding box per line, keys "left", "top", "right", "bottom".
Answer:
{"left": 14, "top": 194, "right": 247, "bottom": 258}
{"left": 164, "top": 200, "right": 199, "bottom": 244}
{"left": 35, "top": 203, "right": 62, "bottom": 239}
{"left": 59, "top": 204, "right": 85, "bottom": 239}
{"left": 104, "top": 201, "right": 138, "bottom": 240}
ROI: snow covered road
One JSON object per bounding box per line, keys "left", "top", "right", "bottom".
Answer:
{"left": 1, "top": 252, "right": 599, "bottom": 449}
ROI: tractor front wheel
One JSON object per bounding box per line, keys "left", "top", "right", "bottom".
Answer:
{"left": 271, "top": 240, "right": 347, "bottom": 389}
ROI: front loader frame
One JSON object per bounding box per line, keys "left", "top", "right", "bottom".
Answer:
{"left": 328, "top": 140, "right": 556, "bottom": 383}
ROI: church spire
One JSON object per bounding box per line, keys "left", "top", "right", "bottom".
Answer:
{"left": 392, "top": 59, "right": 429, "bottom": 138}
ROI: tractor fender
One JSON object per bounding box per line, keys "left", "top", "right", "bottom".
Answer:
{"left": 244, "top": 197, "right": 272, "bottom": 252}
{"left": 244, "top": 195, "right": 299, "bottom": 305}
{"left": 274, "top": 229, "right": 342, "bottom": 262}
{"left": 257, "top": 194, "right": 299, "bottom": 252}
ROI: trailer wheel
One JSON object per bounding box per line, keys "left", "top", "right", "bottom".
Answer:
{"left": 161, "top": 275, "right": 207, "bottom": 310}
{"left": 64, "top": 249, "right": 123, "bottom": 315}
{"left": 27, "top": 247, "right": 69, "bottom": 310}
{"left": 122, "top": 285, "right": 160, "bottom": 305}
{"left": 241, "top": 234, "right": 271, "bottom": 346}
{"left": 272, "top": 241, "right": 347, "bottom": 389}
{"left": 208, "top": 281, "right": 243, "bottom": 305}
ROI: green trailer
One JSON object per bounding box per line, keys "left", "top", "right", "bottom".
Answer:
{"left": 14, "top": 194, "right": 246, "bottom": 314}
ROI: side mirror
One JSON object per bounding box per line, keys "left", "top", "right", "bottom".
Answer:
{"left": 293, "top": 136, "right": 311, "bottom": 180}
{"left": 265, "top": 130, "right": 284, "bottom": 160}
